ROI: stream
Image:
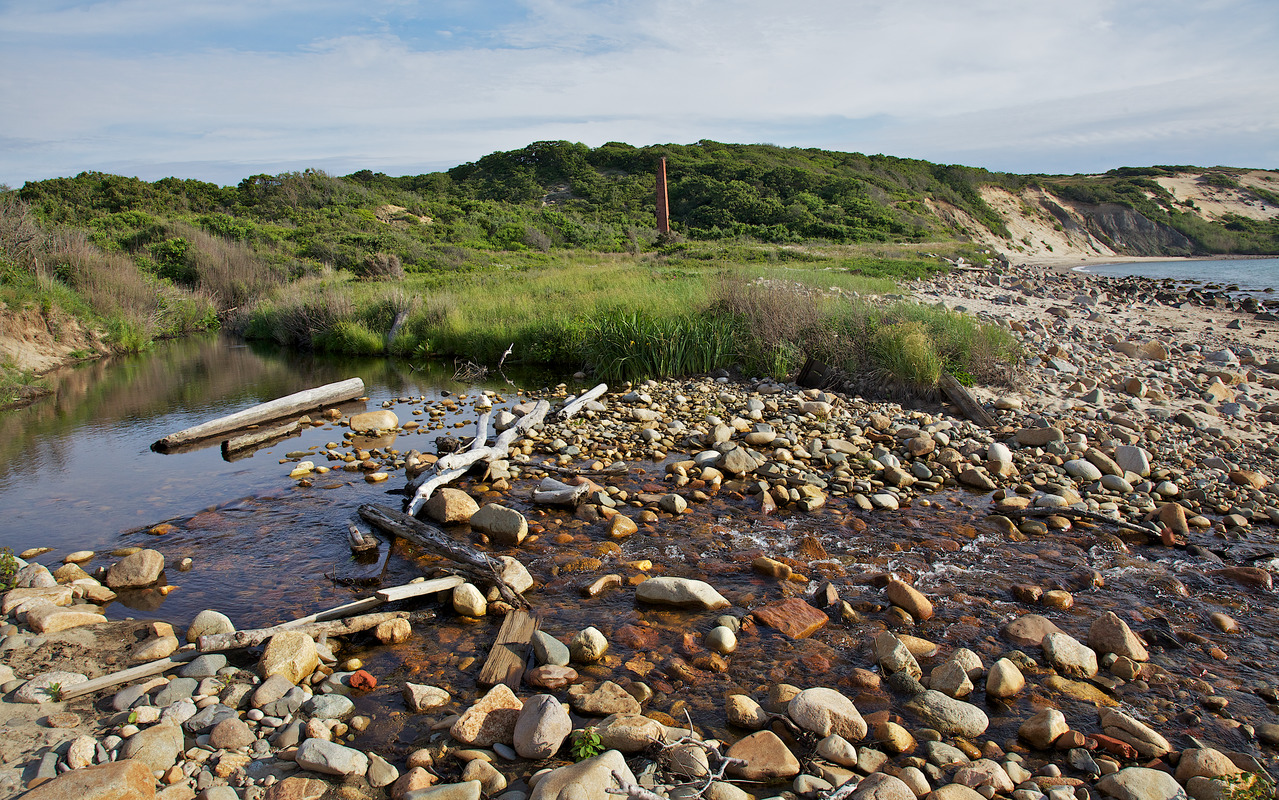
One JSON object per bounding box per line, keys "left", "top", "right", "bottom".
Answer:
{"left": 3, "top": 335, "right": 1278, "bottom": 775}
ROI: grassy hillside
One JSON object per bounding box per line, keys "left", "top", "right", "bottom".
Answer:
{"left": 4, "top": 141, "right": 1276, "bottom": 400}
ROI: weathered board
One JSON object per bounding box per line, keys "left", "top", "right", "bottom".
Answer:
{"left": 477, "top": 609, "right": 539, "bottom": 689}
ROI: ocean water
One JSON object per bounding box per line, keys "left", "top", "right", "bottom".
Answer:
{"left": 1076, "top": 257, "right": 1279, "bottom": 293}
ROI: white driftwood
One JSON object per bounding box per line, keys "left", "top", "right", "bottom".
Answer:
{"left": 531, "top": 477, "right": 591, "bottom": 506}
{"left": 59, "top": 652, "right": 201, "bottom": 701}
{"left": 153, "top": 378, "right": 365, "bottom": 451}
{"left": 199, "top": 610, "right": 412, "bottom": 652}
{"left": 558, "top": 383, "right": 607, "bottom": 420}
{"left": 406, "top": 400, "right": 550, "bottom": 516}
{"left": 376, "top": 575, "right": 466, "bottom": 602}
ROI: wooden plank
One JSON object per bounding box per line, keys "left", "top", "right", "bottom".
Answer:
{"left": 376, "top": 575, "right": 466, "bottom": 602}
{"left": 59, "top": 652, "right": 201, "bottom": 701}
{"left": 477, "top": 609, "right": 539, "bottom": 689}
{"left": 152, "top": 377, "right": 365, "bottom": 452}
{"left": 278, "top": 596, "right": 386, "bottom": 629}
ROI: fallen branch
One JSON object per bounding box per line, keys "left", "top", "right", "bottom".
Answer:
{"left": 198, "top": 610, "right": 417, "bottom": 652}
{"left": 152, "top": 377, "right": 364, "bottom": 452}
{"left": 531, "top": 477, "right": 592, "bottom": 507}
{"left": 558, "top": 383, "right": 607, "bottom": 421}
{"left": 406, "top": 400, "right": 549, "bottom": 516}
{"left": 991, "top": 506, "right": 1156, "bottom": 537}
{"left": 359, "top": 503, "right": 529, "bottom": 608}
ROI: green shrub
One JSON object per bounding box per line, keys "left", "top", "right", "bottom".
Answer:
{"left": 314, "top": 321, "right": 384, "bottom": 354}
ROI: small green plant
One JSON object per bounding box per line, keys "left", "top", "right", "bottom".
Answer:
{"left": 1220, "top": 772, "right": 1275, "bottom": 800}
{"left": 0, "top": 547, "right": 17, "bottom": 591}
{"left": 41, "top": 682, "right": 63, "bottom": 702}
{"left": 569, "top": 728, "right": 603, "bottom": 762}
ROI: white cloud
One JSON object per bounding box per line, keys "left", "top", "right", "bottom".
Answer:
{"left": 2, "top": 0, "right": 1276, "bottom": 183}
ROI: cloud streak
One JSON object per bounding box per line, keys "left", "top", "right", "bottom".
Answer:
{"left": 2, "top": 0, "right": 1276, "bottom": 185}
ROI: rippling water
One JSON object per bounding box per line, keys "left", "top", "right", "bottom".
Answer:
{"left": 1076, "top": 257, "right": 1279, "bottom": 293}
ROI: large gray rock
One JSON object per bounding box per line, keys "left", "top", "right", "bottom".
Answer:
{"left": 1042, "top": 631, "right": 1099, "bottom": 678}
{"left": 787, "top": 687, "right": 867, "bottom": 740}
{"left": 1099, "top": 708, "right": 1172, "bottom": 758}
{"left": 529, "top": 750, "right": 637, "bottom": 800}
{"left": 121, "top": 722, "right": 186, "bottom": 772}
{"left": 874, "top": 632, "right": 922, "bottom": 679}
{"left": 105, "top": 549, "right": 164, "bottom": 588}
{"left": 1097, "top": 767, "right": 1187, "bottom": 800}
{"left": 569, "top": 627, "right": 608, "bottom": 663}
{"left": 635, "top": 577, "right": 730, "bottom": 610}
{"left": 1089, "top": 612, "right": 1149, "bottom": 662}
{"left": 403, "top": 683, "right": 451, "bottom": 712}
{"left": 296, "top": 738, "right": 370, "bottom": 776}
{"left": 595, "top": 714, "right": 669, "bottom": 753}
{"left": 302, "top": 693, "right": 355, "bottom": 720}
{"left": 1114, "top": 445, "right": 1151, "bottom": 477}
{"left": 469, "top": 504, "right": 527, "bottom": 546}
{"left": 532, "top": 631, "right": 570, "bottom": 666}
{"left": 903, "top": 691, "right": 988, "bottom": 737}
{"left": 514, "top": 694, "right": 572, "bottom": 759}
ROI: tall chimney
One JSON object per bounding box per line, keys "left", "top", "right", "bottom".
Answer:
{"left": 655, "top": 157, "right": 670, "bottom": 235}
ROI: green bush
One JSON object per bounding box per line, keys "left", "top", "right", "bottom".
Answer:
{"left": 314, "top": 321, "right": 384, "bottom": 354}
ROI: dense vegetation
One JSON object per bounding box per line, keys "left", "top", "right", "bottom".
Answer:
{"left": 3, "top": 140, "right": 1275, "bottom": 402}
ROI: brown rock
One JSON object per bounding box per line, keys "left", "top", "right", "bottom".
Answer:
{"left": 1088, "top": 612, "right": 1149, "bottom": 662}
{"left": 726, "top": 730, "right": 801, "bottom": 782}
{"left": 25, "top": 606, "right": 108, "bottom": 634}
{"left": 886, "top": 578, "right": 934, "bottom": 621}
{"left": 424, "top": 488, "right": 479, "bottom": 524}
{"left": 568, "top": 681, "right": 641, "bottom": 716}
{"left": 23, "top": 759, "right": 155, "bottom": 800}
{"left": 264, "top": 777, "right": 331, "bottom": 800}
{"left": 525, "top": 665, "right": 578, "bottom": 690}
{"left": 105, "top": 549, "right": 164, "bottom": 589}
{"left": 1003, "top": 614, "right": 1063, "bottom": 648}
{"left": 752, "top": 597, "right": 828, "bottom": 640}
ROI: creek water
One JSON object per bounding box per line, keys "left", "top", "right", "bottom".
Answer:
{"left": 2, "top": 336, "right": 1278, "bottom": 773}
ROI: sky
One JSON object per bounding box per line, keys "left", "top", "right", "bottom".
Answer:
{"left": 2, "top": 0, "right": 1277, "bottom": 187}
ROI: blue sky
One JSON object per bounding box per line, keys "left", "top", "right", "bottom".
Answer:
{"left": 2, "top": 0, "right": 1277, "bottom": 186}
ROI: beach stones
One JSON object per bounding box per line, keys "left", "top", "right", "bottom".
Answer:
{"left": 450, "top": 684, "right": 522, "bottom": 746}
{"left": 1089, "top": 611, "right": 1149, "bottom": 661}
{"left": 751, "top": 597, "right": 827, "bottom": 639}
{"left": 425, "top": 488, "right": 479, "bottom": 524}
{"left": 787, "top": 687, "right": 867, "bottom": 740}
{"left": 514, "top": 693, "right": 572, "bottom": 759}
{"left": 726, "top": 730, "right": 801, "bottom": 781}
{"left": 296, "top": 738, "right": 369, "bottom": 776}
{"left": 903, "top": 691, "right": 988, "bottom": 737}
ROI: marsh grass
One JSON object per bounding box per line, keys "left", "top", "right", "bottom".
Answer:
{"left": 235, "top": 246, "right": 1017, "bottom": 394}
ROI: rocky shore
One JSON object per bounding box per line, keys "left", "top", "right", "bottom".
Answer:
{"left": 2, "top": 260, "right": 1278, "bottom": 800}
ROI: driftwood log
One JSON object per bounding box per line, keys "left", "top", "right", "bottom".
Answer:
{"left": 220, "top": 421, "right": 300, "bottom": 460}
{"left": 991, "top": 506, "right": 1157, "bottom": 537}
{"left": 531, "top": 477, "right": 591, "bottom": 507}
{"left": 359, "top": 503, "right": 529, "bottom": 607}
{"left": 939, "top": 373, "right": 998, "bottom": 429}
{"left": 198, "top": 610, "right": 419, "bottom": 652}
{"left": 153, "top": 377, "right": 365, "bottom": 452}
{"left": 558, "top": 383, "right": 607, "bottom": 421}
{"left": 59, "top": 652, "right": 202, "bottom": 702}
{"left": 405, "top": 400, "right": 550, "bottom": 516}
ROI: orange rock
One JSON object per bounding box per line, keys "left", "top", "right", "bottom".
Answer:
{"left": 752, "top": 598, "right": 828, "bottom": 640}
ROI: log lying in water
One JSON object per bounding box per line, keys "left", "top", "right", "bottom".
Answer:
{"left": 220, "top": 421, "right": 301, "bottom": 461}
{"left": 359, "top": 503, "right": 529, "bottom": 607}
{"left": 152, "top": 377, "right": 365, "bottom": 452}
{"left": 405, "top": 400, "right": 550, "bottom": 516}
